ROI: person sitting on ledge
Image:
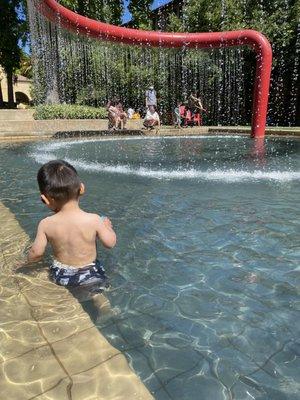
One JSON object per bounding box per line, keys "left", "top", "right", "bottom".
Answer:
{"left": 107, "top": 99, "right": 121, "bottom": 130}
{"left": 116, "top": 101, "right": 127, "bottom": 130}
{"left": 127, "top": 107, "right": 135, "bottom": 119}
{"left": 184, "top": 106, "right": 194, "bottom": 127}
{"left": 143, "top": 105, "right": 160, "bottom": 131}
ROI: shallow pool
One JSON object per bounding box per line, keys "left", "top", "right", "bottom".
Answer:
{"left": 1, "top": 136, "right": 299, "bottom": 400}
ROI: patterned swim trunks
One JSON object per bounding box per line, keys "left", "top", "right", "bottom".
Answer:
{"left": 50, "top": 259, "right": 109, "bottom": 289}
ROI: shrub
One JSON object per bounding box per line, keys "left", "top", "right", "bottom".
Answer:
{"left": 34, "top": 104, "right": 107, "bottom": 120}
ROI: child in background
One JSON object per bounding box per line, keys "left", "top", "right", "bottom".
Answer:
{"left": 27, "top": 160, "right": 116, "bottom": 296}
{"left": 179, "top": 103, "right": 187, "bottom": 127}
{"left": 127, "top": 107, "right": 135, "bottom": 119}
{"left": 116, "top": 101, "right": 127, "bottom": 129}
{"left": 188, "top": 92, "right": 204, "bottom": 112}
{"left": 184, "top": 107, "right": 193, "bottom": 126}
{"left": 174, "top": 101, "right": 182, "bottom": 128}
{"left": 107, "top": 100, "right": 121, "bottom": 130}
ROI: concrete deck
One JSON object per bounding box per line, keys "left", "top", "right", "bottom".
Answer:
{"left": 0, "top": 201, "right": 153, "bottom": 399}
{"left": 0, "top": 110, "right": 299, "bottom": 139}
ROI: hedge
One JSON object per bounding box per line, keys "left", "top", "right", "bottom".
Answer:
{"left": 34, "top": 104, "right": 107, "bottom": 120}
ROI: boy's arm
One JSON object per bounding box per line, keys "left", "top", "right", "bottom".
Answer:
{"left": 96, "top": 216, "right": 117, "bottom": 249}
{"left": 28, "top": 220, "right": 48, "bottom": 263}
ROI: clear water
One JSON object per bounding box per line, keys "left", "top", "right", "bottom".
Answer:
{"left": 1, "top": 136, "right": 299, "bottom": 400}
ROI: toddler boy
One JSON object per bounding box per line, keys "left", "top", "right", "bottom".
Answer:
{"left": 28, "top": 160, "right": 116, "bottom": 290}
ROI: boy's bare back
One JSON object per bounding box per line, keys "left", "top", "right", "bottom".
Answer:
{"left": 27, "top": 160, "right": 116, "bottom": 269}
{"left": 37, "top": 207, "right": 115, "bottom": 267}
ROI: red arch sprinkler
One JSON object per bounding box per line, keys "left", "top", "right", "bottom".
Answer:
{"left": 37, "top": 0, "right": 273, "bottom": 139}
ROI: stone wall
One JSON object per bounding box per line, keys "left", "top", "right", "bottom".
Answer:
{"left": 1, "top": 69, "right": 32, "bottom": 105}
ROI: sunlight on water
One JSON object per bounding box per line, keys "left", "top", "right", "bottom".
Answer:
{"left": 30, "top": 136, "right": 300, "bottom": 182}
{"left": 0, "top": 136, "right": 299, "bottom": 400}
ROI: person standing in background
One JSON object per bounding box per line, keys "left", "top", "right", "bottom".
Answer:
{"left": 174, "top": 101, "right": 182, "bottom": 128}
{"left": 145, "top": 85, "right": 157, "bottom": 108}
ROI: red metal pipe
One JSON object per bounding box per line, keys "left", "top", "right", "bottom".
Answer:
{"left": 37, "top": 0, "right": 272, "bottom": 138}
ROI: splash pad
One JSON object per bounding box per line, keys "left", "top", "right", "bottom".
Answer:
{"left": 33, "top": 0, "right": 272, "bottom": 139}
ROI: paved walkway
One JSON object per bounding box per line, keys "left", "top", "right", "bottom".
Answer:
{"left": 0, "top": 201, "right": 153, "bottom": 400}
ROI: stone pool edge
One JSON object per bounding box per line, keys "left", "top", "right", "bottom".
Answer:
{"left": 0, "top": 201, "right": 154, "bottom": 400}
{"left": 1, "top": 128, "right": 300, "bottom": 142}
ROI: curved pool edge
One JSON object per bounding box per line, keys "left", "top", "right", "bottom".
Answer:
{"left": 0, "top": 124, "right": 299, "bottom": 142}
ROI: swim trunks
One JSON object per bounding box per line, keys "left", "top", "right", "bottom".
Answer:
{"left": 50, "top": 259, "right": 109, "bottom": 289}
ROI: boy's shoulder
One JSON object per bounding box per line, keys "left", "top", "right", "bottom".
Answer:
{"left": 82, "top": 212, "right": 103, "bottom": 223}
{"left": 37, "top": 215, "right": 54, "bottom": 231}
{"left": 39, "top": 215, "right": 52, "bottom": 223}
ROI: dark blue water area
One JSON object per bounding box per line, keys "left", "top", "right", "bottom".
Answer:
{"left": 0, "top": 136, "right": 299, "bottom": 400}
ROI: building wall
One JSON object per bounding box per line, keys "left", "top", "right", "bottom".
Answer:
{"left": 123, "top": 0, "right": 183, "bottom": 30}
{"left": 0, "top": 68, "right": 32, "bottom": 105}
{"left": 151, "top": 0, "right": 183, "bottom": 31}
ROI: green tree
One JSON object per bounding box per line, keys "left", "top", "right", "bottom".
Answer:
{"left": 60, "top": 0, "right": 123, "bottom": 25}
{"left": 181, "top": 0, "right": 300, "bottom": 125}
{"left": 16, "top": 51, "right": 32, "bottom": 78}
{"left": 0, "top": 0, "right": 28, "bottom": 108}
{"left": 128, "top": 0, "right": 152, "bottom": 29}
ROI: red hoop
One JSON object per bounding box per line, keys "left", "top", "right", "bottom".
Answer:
{"left": 37, "top": 0, "right": 273, "bottom": 138}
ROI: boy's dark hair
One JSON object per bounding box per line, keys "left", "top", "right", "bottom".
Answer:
{"left": 37, "top": 160, "right": 81, "bottom": 202}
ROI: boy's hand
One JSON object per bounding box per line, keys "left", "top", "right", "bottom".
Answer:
{"left": 12, "top": 256, "right": 30, "bottom": 273}
{"left": 103, "top": 217, "right": 113, "bottom": 229}
{"left": 97, "top": 216, "right": 116, "bottom": 248}
{"left": 12, "top": 261, "right": 25, "bottom": 273}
